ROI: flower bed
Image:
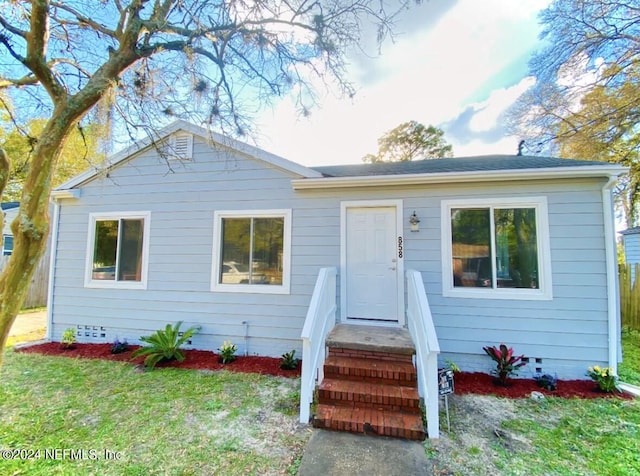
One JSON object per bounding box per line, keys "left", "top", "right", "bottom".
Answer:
{"left": 17, "top": 342, "right": 301, "bottom": 378}
{"left": 16, "top": 343, "right": 633, "bottom": 398}
{"left": 454, "top": 371, "right": 633, "bottom": 399}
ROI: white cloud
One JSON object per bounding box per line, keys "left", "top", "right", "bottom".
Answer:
{"left": 467, "top": 77, "right": 536, "bottom": 133}
{"left": 255, "top": 0, "right": 550, "bottom": 165}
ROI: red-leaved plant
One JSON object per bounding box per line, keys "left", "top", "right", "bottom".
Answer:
{"left": 482, "top": 344, "right": 526, "bottom": 386}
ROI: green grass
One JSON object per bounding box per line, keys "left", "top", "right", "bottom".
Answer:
{"left": 0, "top": 351, "right": 306, "bottom": 475}
{"left": 619, "top": 329, "right": 640, "bottom": 386}
{"left": 494, "top": 397, "right": 640, "bottom": 476}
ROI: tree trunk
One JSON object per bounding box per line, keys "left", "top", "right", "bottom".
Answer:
{"left": 0, "top": 110, "right": 78, "bottom": 366}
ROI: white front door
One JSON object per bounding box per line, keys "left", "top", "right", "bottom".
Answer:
{"left": 344, "top": 206, "right": 400, "bottom": 322}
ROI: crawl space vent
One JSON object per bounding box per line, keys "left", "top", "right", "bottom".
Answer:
{"left": 76, "top": 325, "right": 107, "bottom": 342}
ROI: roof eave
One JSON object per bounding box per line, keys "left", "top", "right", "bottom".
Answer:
{"left": 51, "top": 189, "right": 81, "bottom": 200}
{"left": 291, "top": 165, "right": 628, "bottom": 190}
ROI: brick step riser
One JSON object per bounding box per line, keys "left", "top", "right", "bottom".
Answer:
{"left": 313, "top": 405, "right": 425, "bottom": 440}
{"left": 315, "top": 419, "right": 424, "bottom": 440}
{"left": 318, "top": 391, "right": 421, "bottom": 413}
{"left": 328, "top": 348, "right": 414, "bottom": 363}
{"left": 317, "top": 399, "right": 421, "bottom": 414}
{"left": 323, "top": 368, "right": 416, "bottom": 387}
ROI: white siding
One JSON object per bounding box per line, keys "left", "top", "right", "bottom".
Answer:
{"left": 51, "top": 140, "right": 611, "bottom": 378}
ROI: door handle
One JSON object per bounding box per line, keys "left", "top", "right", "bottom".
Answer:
{"left": 389, "top": 266, "right": 396, "bottom": 271}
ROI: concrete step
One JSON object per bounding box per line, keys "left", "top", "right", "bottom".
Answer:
{"left": 323, "top": 354, "right": 417, "bottom": 386}
{"left": 318, "top": 378, "right": 421, "bottom": 414}
{"left": 314, "top": 404, "right": 425, "bottom": 441}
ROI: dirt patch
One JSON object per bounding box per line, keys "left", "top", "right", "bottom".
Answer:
{"left": 16, "top": 342, "right": 301, "bottom": 378}
{"left": 425, "top": 394, "right": 531, "bottom": 475}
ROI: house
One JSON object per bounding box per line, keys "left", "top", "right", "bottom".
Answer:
{"left": 1, "top": 202, "right": 20, "bottom": 255}
{"left": 47, "top": 121, "right": 626, "bottom": 437}
{"left": 621, "top": 227, "right": 640, "bottom": 278}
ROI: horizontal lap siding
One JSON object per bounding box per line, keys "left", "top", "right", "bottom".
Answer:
{"left": 52, "top": 142, "right": 611, "bottom": 377}
{"left": 400, "top": 179, "right": 609, "bottom": 378}
{"left": 51, "top": 138, "right": 335, "bottom": 357}
{"left": 297, "top": 178, "right": 610, "bottom": 378}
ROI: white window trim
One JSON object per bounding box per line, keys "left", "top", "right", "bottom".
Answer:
{"left": 211, "top": 209, "right": 292, "bottom": 294}
{"left": 85, "top": 211, "right": 151, "bottom": 290}
{"left": 441, "top": 197, "right": 553, "bottom": 301}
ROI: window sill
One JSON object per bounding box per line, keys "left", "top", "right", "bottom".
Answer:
{"left": 443, "top": 287, "right": 552, "bottom": 301}
{"left": 211, "top": 283, "right": 290, "bottom": 295}
{"left": 85, "top": 281, "right": 147, "bottom": 290}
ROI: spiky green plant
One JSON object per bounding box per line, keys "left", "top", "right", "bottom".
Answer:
{"left": 279, "top": 350, "right": 299, "bottom": 370}
{"left": 131, "top": 322, "right": 201, "bottom": 369}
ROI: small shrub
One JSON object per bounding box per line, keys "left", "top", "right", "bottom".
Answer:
{"left": 131, "top": 322, "right": 201, "bottom": 369}
{"left": 445, "top": 359, "right": 461, "bottom": 373}
{"left": 218, "top": 340, "right": 237, "bottom": 364}
{"left": 60, "top": 328, "right": 76, "bottom": 350}
{"left": 586, "top": 365, "right": 620, "bottom": 393}
{"left": 280, "top": 350, "right": 300, "bottom": 370}
{"left": 482, "top": 343, "right": 526, "bottom": 386}
{"left": 534, "top": 373, "right": 558, "bottom": 391}
{"left": 110, "top": 338, "right": 129, "bottom": 354}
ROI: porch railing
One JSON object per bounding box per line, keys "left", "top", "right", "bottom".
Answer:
{"left": 406, "top": 269, "right": 441, "bottom": 439}
{"left": 299, "top": 267, "right": 338, "bottom": 423}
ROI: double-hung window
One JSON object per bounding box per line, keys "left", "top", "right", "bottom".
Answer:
{"left": 85, "top": 212, "right": 150, "bottom": 289}
{"left": 212, "top": 210, "right": 291, "bottom": 294}
{"left": 442, "top": 198, "right": 552, "bottom": 300}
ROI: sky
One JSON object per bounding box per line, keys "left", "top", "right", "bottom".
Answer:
{"left": 254, "top": 0, "right": 552, "bottom": 167}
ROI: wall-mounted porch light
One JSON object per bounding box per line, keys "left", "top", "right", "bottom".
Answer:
{"left": 409, "top": 211, "right": 420, "bottom": 232}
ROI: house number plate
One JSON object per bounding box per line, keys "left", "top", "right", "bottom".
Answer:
{"left": 397, "top": 236, "right": 403, "bottom": 258}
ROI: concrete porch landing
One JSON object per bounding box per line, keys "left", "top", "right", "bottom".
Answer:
{"left": 326, "top": 324, "right": 415, "bottom": 355}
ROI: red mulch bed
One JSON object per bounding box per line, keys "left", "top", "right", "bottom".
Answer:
{"left": 17, "top": 342, "right": 301, "bottom": 378}
{"left": 16, "top": 343, "right": 631, "bottom": 398}
{"left": 454, "top": 371, "right": 633, "bottom": 399}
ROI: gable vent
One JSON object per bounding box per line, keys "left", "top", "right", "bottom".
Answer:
{"left": 169, "top": 133, "right": 193, "bottom": 160}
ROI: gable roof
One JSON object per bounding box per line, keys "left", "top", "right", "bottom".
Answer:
{"left": 56, "top": 120, "right": 322, "bottom": 191}
{"left": 293, "top": 155, "right": 627, "bottom": 189}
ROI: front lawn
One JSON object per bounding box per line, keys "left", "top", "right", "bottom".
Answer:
{"left": 0, "top": 352, "right": 306, "bottom": 475}
{"left": 619, "top": 329, "right": 640, "bottom": 386}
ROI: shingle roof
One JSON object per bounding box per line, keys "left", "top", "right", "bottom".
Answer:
{"left": 311, "top": 155, "right": 617, "bottom": 177}
{"left": 620, "top": 227, "right": 640, "bottom": 235}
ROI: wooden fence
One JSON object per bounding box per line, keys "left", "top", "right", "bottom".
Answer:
{"left": 0, "top": 250, "right": 50, "bottom": 309}
{"left": 620, "top": 263, "right": 640, "bottom": 332}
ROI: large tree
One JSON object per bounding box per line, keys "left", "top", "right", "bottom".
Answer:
{"left": 0, "top": 0, "right": 406, "bottom": 366}
{"left": 362, "top": 120, "right": 453, "bottom": 163}
{"left": 508, "top": 0, "right": 640, "bottom": 226}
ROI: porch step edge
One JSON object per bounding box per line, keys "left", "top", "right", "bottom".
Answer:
{"left": 314, "top": 404, "right": 425, "bottom": 441}
{"left": 326, "top": 324, "right": 415, "bottom": 356}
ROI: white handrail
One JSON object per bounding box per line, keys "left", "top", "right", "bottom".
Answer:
{"left": 406, "top": 269, "right": 441, "bottom": 439}
{"left": 299, "top": 267, "right": 338, "bottom": 423}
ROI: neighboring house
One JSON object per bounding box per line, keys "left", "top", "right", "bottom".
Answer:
{"left": 621, "top": 227, "right": 640, "bottom": 266}
{"left": 1, "top": 202, "right": 20, "bottom": 255}
{"left": 47, "top": 120, "right": 626, "bottom": 382}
